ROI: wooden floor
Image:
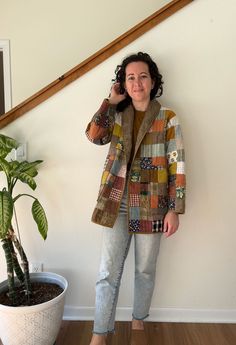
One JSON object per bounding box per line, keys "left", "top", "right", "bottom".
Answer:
{"left": 55, "top": 321, "right": 236, "bottom": 345}
{"left": 1, "top": 321, "right": 236, "bottom": 344}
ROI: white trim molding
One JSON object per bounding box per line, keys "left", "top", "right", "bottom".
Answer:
{"left": 63, "top": 306, "right": 236, "bottom": 324}
{"left": 0, "top": 40, "right": 12, "bottom": 112}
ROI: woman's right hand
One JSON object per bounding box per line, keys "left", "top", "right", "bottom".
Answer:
{"left": 108, "top": 83, "right": 127, "bottom": 105}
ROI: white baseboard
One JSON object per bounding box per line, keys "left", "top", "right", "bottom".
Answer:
{"left": 63, "top": 306, "right": 236, "bottom": 323}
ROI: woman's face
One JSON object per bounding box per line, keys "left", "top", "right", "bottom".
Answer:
{"left": 124, "top": 61, "right": 154, "bottom": 107}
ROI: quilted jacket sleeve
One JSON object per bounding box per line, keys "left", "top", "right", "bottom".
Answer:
{"left": 85, "top": 99, "right": 116, "bottom": 145}
{"left": 165, "top": 110, "right": 186, "bottom": 214}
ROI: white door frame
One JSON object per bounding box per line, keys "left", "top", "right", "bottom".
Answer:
{"left": 0, "top": 40, "right": 12, "bottom": 113}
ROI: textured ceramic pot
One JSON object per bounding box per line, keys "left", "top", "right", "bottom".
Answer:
{"left": 0, "top": 272, "right": 68, "bottom": 345}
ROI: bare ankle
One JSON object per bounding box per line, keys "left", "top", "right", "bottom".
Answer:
{"left": 89, "top": 334, "right": 107, "bottom": 345}
{"left": 132, "top": 319, "right": 144, "bottom": 330}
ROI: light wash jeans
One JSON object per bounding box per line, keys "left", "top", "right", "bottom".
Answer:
{"left": 93, "top": 189, "right": 162, "bottom": 335}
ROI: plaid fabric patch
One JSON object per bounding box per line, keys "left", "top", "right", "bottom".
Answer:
{"left": 117, "top": 164, "right": 126, "bottom": 178}
{"left": 129, "top": 182, "right": 140, "bottom": 194}
{"left": 140, "top": 220, "right": 152, "bottom": 233}
{"left": 129, "top": 194, "right": 140, "bottom": 207}
{"left": 140, "top": 182, "right": 149, "bottom": 195}
{"left": 110, "top": 188, "right": 122, "bottom": 202}
{"left": 152, "top": 220, "right": 164, "bottom": 232}
{"left": 113, "top": 176, "right": 124, "bottom": 190}
{"left": 177, "top": 162, "right": 185, "bottom": 174}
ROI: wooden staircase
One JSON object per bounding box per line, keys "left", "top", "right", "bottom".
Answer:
{"left": 0, "top": 0, "right": 193, "bottom": 129}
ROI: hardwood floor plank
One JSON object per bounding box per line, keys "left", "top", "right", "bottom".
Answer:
{"left": 1, "top": 321, "right": 236, "bottom": 344}
{"left": 56, "top": 321, "right": 94, "bottom": 345}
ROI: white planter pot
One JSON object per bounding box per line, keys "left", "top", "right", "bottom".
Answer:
{"left": 0, "top": 272, "right": 68, "bottom": 345}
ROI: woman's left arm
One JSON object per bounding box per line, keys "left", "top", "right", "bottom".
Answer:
{"left": 164, "top": 110, "right": 186, "bottom": 237}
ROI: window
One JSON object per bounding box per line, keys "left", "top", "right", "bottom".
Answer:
{"left": 0, "top": 40, "right": 12, "bottom": 116}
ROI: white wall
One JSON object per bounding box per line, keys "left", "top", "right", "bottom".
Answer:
{"left": 0, "top": 0, "right": 169, "bottom": 107}
{"left": 1, "top": 0, "right": 236, "bottom": 322}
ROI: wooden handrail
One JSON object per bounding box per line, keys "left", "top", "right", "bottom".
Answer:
{"left": 0, "top": 0, "right": 193, "bottom": 129}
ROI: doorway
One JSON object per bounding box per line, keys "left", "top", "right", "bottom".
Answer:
{"left": 0, "top": 50, "right": 5, "bottom": 115}
{"left": 0, "top": 40, "right": 11, "bottom": 116}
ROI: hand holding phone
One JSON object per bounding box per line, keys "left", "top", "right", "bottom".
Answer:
{"left": 108, "top": 83, "right": 126, "bottom": 105}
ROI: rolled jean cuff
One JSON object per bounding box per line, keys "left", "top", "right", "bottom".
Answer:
{"left": 132, "top": 313, "right": 149, "bottom": 321}
{"left": 92, "top": 328, "right": 115, "bottom": 335}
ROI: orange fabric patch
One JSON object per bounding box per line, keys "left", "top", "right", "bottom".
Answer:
{"left": 152, "top": 157, "right": 167, "bottom": 166}
{"left": 166, "top": 126, "right": 175, "bottom": 141}
{"left": 88, "top": 123, "right": 107, "bottom": 140}
{"left": 166, "top": 110, "right": 176, "bottom": 120}
{"left": 151, "top": 195, "right": 158, "bottom": 208}
{"left": 176, "top": 174, "right": 186, "bottom": 186}
{"left": 168, "top": 185, "right": 176, "bottom": 197}
{"left": 151, "top": 119, "right": 165, "bottom": 132}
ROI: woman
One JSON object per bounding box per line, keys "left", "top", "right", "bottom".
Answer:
{"left": 86, "top": 52, "right": 186, "bottom": 345}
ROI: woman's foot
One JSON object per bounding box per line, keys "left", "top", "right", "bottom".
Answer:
{"left": 89, "top": 334, "right": 107, "bottom": 345}
{"left": 130, "top": 320, "right": 148, "bottom": 345}
{"left": 132, "top": 319, "right": 145, "bottom": 330}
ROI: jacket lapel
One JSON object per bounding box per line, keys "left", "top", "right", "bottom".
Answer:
{"left": 134, "top": 100, "right": 161, "bottom": 157}
{"left": 122, "top": 104, "right": 134, "bottom": 163}
{"left": 121, "top": 100, "right": 161, "bottom": 164}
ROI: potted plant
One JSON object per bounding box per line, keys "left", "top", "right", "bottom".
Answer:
{"left": 0, "top": 133, "right": 68, "bottom": 345}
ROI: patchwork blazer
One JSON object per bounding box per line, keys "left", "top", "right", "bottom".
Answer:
{"left": 86, "top": 98, "right": 186, "bottom": 234}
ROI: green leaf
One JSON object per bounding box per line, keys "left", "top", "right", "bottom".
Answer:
{"left": 32, "top": 199, "right": 48, "bottom": 240}
{"left": 0, "top": 157, "right": 11, "bottom": 175}
{"left": 9, "top": 161, "right": 20, "bottom": 170}
{"left": 11, "top": 171, "right": 37, "bottom": 190}
{"left": 0, "top": 191, "right": 13, "bottom": 239}
{"left": 14, "top": 160, "right": 43, "bottom": 173}
{"left": 0, "top": 148, "right": 9, "bottom": 158}
{"left": 23, "top": 167, "right": 38, "bottom": 178}
{"left": 10, "top": 160, "right": 43, "bottom": 179}
{"left": 0, "top": 134, "right": 19, "bottom": 158}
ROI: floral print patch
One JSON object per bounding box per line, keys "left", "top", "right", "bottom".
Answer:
{"left": 167, "top": 150, "right": 178, "bottom": 163}
{"left": 176, "top": 187, "right": 185, "bottom": 199}
{"left": 130, "top": 171, "right": 141, "bottom": 183}
{"left": 140, "top": 157, "right": 158, "bottom": 170}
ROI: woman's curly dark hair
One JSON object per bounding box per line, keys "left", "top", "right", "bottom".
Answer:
{"left": 113, "top": 52, "right": 164, "bottom": 111}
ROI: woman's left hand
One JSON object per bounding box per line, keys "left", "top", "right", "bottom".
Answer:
{"left": 163, "top": 211, "right": 179, "bottom": 237}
